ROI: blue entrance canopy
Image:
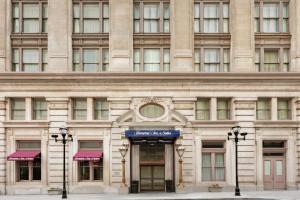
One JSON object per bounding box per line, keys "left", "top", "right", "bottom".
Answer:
{"left": 125, "top": 130, "right": 180, "bottom": 138}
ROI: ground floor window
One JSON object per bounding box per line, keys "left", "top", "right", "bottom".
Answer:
{"left": 202, "top": 141, "right": 225, "bottom": 181}
{"left": 79, "top": 160, "right": 103, "bottom": 181}
{"left": 18, "top": 160, "right": 41, "bottom": 181}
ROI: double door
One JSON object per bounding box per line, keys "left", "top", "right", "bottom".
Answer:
{"left": 263, "top": 156, "right": 286, "bottom": 190}
{"left": 140, "top": 165, "right": 165, "bottom": 191}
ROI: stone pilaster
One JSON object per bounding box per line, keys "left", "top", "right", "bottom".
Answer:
{"left": 295, "top": 98, "right": 300, "bottom": 187}
{"left": 170, "top": 0, "right": 194, "bottom": 72}
{"left": 46, "top": 98, "right": 69, "bottom": 191}
{"left": 0, "top": 98, "right": 6, "bottom": 194}
{"left": 290, "top": 0, "right": 300, "bottom": 72}
{"left": 47, "top": 0, "right": 71, "bottom": 72}
{"left": 230, "top": 0, "right": 255, "bottom": 72}
{"left": 234, "top": 98, "right": 256, "bottom": 189}
{"left": 109, "top": 0, "right": 133, "bottom": 72}
{"left": 0, "top": 0, "right": 7, "bottom": 72}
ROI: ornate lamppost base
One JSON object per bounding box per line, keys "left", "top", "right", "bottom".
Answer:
{"left": 62, "top": 190, "right": 67, "bottom": 199}
{"left": 235, "top": 187, "right": 241, "bottom": 196}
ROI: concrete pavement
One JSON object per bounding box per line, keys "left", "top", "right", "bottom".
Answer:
{"left": 1, "top": 191, "right": 300, "bottom": 200}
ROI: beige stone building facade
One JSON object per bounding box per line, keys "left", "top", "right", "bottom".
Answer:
{"left": 0, "top": 0, "right": 300, "bottom": 195}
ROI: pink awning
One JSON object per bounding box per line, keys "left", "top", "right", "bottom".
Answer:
{"left": 73, "top": 150, "right": 103, "bottom": 161}
{"left": 7, "top": 150, "right": 41, "bottom": 161}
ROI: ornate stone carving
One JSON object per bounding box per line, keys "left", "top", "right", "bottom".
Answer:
{"left": 49, "top": 102, "right": 68, "bottom": 110}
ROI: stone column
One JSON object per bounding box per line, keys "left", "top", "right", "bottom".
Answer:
{"left": 234, "top": 98, "right": 257, "bottom": 189}
{"left": 47, "top": 0, "right": 71, "bottom": 72}
{"left": 131, "top": 145, "right": 139, "bottom": 181}
{"left": 109, "top": 0, "right": 133, "bottom": 72}
{"left": 165, "top": 144, "right": 173, "bottom": 181}
{"left": 230, "top": 0, "right": 255, "bottom": 72}
{"left": 194, "top": 134, "right": 202, "bottom": 185}
{"left": 0, "top": 0, "right": 7, "bottom": 72}
{"left": 286, "top": 131, "right": 297, "bottom": 190}
{"left": 170, "top": 0, "right": 193, "bottom": 72}
{"left": 295, "top": 98, "right": 300, "bottom": 187}
{"left": 290, "top": 0, "right": 300, "bottom": 71}
{"left": 0, "top": 99, "right": 6, "bottom": 194}
{"left": 46, "top": 98, "right": 69, "bottom": 191}
{"left": 255, "top": 130, "right": 264, "bottom": 190}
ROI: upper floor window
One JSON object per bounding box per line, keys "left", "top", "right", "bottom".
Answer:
{"left": 255, "top": 48, "right": 289, "bottom": 72}
{"left": 277, "top": 98, "right": 291, "bottom": 120}
{"left": 73, "top": 1, "right": 109, "bottom": 33}
{"left": 134, "top": 2, "right": 170, "bottom": 33}
{"left": 94, "top": 99, "right": 109, "bottom": 120}
{"left": 217, "top": 98, "right": 231, "bottom": 120}
{"left": 73, "top": 48, "right": 109, "bottom": 72}
{"left": 256, "top": 98, "right": 271, "bottom": 120}
{"left": 12, "top": 48, "right": 48, "bottom": 72}
{"left": 255, "top": 1, "right": 289, "bottom": 33}
{"left": 11, "top": 98, "right": 25, "bottom": 120}
{"left": 196, "top": 98, "right": 210, "bottom": 120}
{"left": 72, "top": 98, "right": 87, "bottom": 120}
{"left": 72, "top": 98, "right": 109, "bottom": 120}
{"left": 33, "top": 98, "right": 47, "bottom": 120}
{"left": 194, "top": 2, "right": 229, "bottom": 33}
{"left": 134, "top": 48, "right": 170, "bottom": 72}
{"left": 194, "top": 48, "right": 230, "bottom": 72}
{"left": 12, "top": 2, "right": 48, "bottom": 33}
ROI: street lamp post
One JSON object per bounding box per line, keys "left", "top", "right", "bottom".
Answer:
{"left": 119, "top": 143, "right": 129, "bottom": 187}
{"left": 51, "top": 126, "right": 73, "bottom": 199}
{"left": 176, "top": 145, "right": 185, "bottom": 189}
{"left": 227, "top": 125, "right": 247, "bottom": 196}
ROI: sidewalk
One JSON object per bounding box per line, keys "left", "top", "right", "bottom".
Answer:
{"left": 1, "top": 191, "right": 300, "bottom": 200}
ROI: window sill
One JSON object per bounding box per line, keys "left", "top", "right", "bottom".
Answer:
{"left": 67, "top": 120, "right": 112, "bottom": 128}
{"left": 72, "top": 33, "right": 109, "bottom": 38}
{"left": 191, "top": 120, "right": 237, "bottom": 127}
{"left": 3, "top": 121, "right": 49, "bottom": 128}
{"left": 254, "top": 120, "right": 298, "bottom": 128}
{"left": 11, "top": 33, "right": 48, "bottom": 38}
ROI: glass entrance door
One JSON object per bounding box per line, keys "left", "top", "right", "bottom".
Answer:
{"left": 140, "top": 143, "right": 165, "bottom": 191}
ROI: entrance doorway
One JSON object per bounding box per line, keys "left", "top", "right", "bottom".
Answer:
{"left": 140, "top": 143, "right": 165, "bottom": 191}
{"left": 263, "top": 141, "right": 286, "bottom": 190}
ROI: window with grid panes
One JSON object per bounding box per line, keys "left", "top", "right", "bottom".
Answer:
{"left": 202, "top": 141, "right": 225, "bottom": 181}
{"left": 73, "top": 1, "right": 109, "bottom": 33}
{"left": 78, "top": 141, "right": 103, "bottom": 181}
{"left": 72, "top": 98, "right": 87, "bottom": 120}
{"left": 195, "top": 48, "right": 229, "bottom": 72}
{"left": 94, "top": 99, "right": 109, "bottom": 120}
{"left": 194, "top": 2, "right": 229, "bottom": 33}
{"left": 257, "top": 98, "right": 271, "bottom": 120}
{"left": 12, "top": 1, "right": 48, "bottom": 33}
{"left": 73, "top": 48, "right": 109, "bottom": 72}
{"left": 33, "top": 98, "right": 47, "bottom": 120}
{"left": 16, "top": 141, "right": 41, "bottom": 182}
{"left": 133, "top": 48, "right": 170, "bottom": 72}
{"left": 255, "top": 1, "right": 289, "bottom": 33}
{"left": 255, "top": 48, "right": 289, "bottom": 72}
{"left": 12, "top": 48, "right": 48, "bottom": 72}
{"left": 134, "top": 1, "right": 170, "bottom": 33}
{"left": 277, "top": 98, "right": 291, "bottom": 120}
{"left": 196, "top": 98, "right": 210, "bottom": 120}
{"left": 217, "top": 99, "right": 230, "bottom": 120}
{"left": 11, "top": 98, "right": 25, "bottom": 120}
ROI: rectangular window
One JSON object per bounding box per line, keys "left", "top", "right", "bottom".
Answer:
{"left": 73, "top": 1, "right": 109, "bottom": 33}
{"left": 94, "top": 99, "right": 109, "bottom": 120}
{"left": 257, "top": 98, "right": 271, "bottom": 120}
{"left": 277, "top": 99, "right": 291, "bottom": 120}
{"left": 202, "top": 141, "right": 225, "bottom": 181}
{"left": 195, "top": 48, "right": 230, "bottom": 72}
{"left": 12, "top": 2, "right": 47, "bottom": 33}
{"left": 12, "top": 48, "right": 47, "bottom": 72}
{"left": 17, "top": 141, "right": 41, "bottom": 182}
{"left": 134, "top": 2, "right": 170, "bottom": 33}
{"left": 217, "top": 99, "right": 230, "bottom": 120}
{"left": 73, "top": 98, "right": 87, "bottom": 120}
{"left": 134, "top": 48, "right": 170, "bottom": 72}
{"left": 255, "top": 48, "right": 289, "bottom": 72}
{"left": 11, "top": 98, "right": 25, "bottom": 120}
{"left": 33, "top": 98, "right": 47, "bottom": 120}
{"left": 194, "top": 2, "right": 229, "bottom": 33}
{"left": 78, "top": 141, "right": 103, "bottom": 181}
{"left": 73, "top": 48, "right": 109, "bottom": 72}
{"left": 255, "top": 1, "right": 289, "bottom": 33}
{"left": 196, "top": 98, "right": 210, "bottom": 120}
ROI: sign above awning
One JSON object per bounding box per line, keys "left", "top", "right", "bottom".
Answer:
{"left": 7, "top": 150, "right": 41, "bottom": 161}
{"left": 73, "top": 150, "right": 103, "bottom": 161}
{"left": 125, "top": 130, "right": 180, "bottom": 138}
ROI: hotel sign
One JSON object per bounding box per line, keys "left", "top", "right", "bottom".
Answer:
{"left": 125, "top": 130, "right": 180, "bottom": 138}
